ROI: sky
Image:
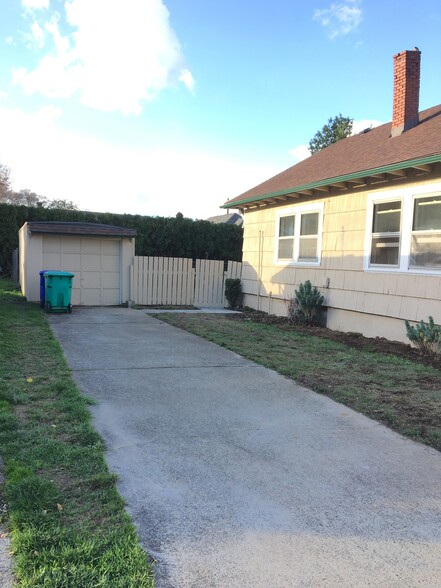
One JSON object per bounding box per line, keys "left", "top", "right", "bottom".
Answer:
{"left": 1, "top": 0, "right": 441, "bottom": 220}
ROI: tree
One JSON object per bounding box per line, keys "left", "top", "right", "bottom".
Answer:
{"left": 6, "top": 188, "right": 48, "bottom": 207}
{"left": 46, "top": 198, "right": 78, "bottom": 210}
{"left": 2, "top": 188, "right": 78, "bottom": 210}
{"left": 308, "top": 114, "right": 353, "bottom": 154}
{"left": 0, "top": 159, "right": 78, "bottom": 209}
{"left": 0, "top": 163, "right": 11, "bottom": 200}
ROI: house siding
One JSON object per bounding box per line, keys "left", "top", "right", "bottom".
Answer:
{"left": 241, "top": 175, "right": 441, "bottom": 342}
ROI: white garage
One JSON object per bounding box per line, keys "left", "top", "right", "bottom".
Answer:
{"left": 19, "top": 222, "right": 136, "bottom": 306}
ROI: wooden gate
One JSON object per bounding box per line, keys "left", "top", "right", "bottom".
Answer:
{"left": 130, "top": 257, "right": 242, "bottom": 307}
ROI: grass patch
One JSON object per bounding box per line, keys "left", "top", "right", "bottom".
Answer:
{"left": 0, "top": 278, "right": 153, "bottom": 587}
{"left": 155, "top": 312, "right": 441, "bottom": 452}
{"left": 0, "top": 278, "right": 22, "bottom": 303}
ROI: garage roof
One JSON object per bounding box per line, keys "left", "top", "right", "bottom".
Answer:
{"left": 26, "top": 222, "right": 137, "bottom": 238}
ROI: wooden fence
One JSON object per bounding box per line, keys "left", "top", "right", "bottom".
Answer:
{"left": 130, "top": 256, "right": 242, "bottom": 307}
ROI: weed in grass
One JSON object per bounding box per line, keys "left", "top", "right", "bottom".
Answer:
{"left": 0, "top": 380, "right": 31, "bottom": 405}
{"left": 380, "top": 407, "right": 398, "bottom": 425}
{"left": 0, "top": 279, "right": 22, "bottom": 302}
{"left": 7, "top": 472, "right": 60, "bottom": 527}
{"left": 425, "top": 430, "right": 441, "bottom": 446}
{"left": 89, "top": 472, "right": 119, "bottom": 490}
{"left": 14, "top": 524, "right": 152, "bottom": 588}
{"left": 0, "top": 412, "right": 19, "bottom": 433}
{"left": 0, "top": 399, "right": 10, "bottom": 413}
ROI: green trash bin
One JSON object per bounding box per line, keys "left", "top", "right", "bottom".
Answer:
{"left": 44, "top": 271, "right": 74, "bottom": 313}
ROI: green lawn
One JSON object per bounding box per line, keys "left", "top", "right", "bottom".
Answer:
{"left": 0, "top": 279, "right": 153, "bottom": 587}
{"left": 156, "top": 312, "right": 441, "bottom": 452}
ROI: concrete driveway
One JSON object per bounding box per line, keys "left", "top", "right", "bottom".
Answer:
{"left": 49, "top": 307, "right": 441, "bottom": 588}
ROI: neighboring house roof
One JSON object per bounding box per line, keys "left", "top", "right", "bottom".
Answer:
{"left": 223, "top": 103, "right": 441, "bottom": 210}
{"left": 206, "top": 213, "right": 243, "bottom": 226}
{"left": 25, "top": 222, "right": 137, "bottom": 238}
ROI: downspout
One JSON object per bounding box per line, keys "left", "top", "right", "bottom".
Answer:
{"left": 119, "top": 240, "right": 123, "bottom": 305}
{"left": 257, "top": 230, "right": 264, "bottom": 311}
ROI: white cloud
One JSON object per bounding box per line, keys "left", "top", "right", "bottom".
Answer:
{"left": 0, "top": 106, "right": 279, "bottom": 219}
{"left": 179, "top": 69, "right": 195, "bottom": 94}
{"left": 14, "top": 0, "right": 194, "bottom": 114}
{"left": 351, "top": 118, "right": 382, "bottom": 133}
{"left": 288, "top": 145, "right": 310, "bottom": 163}
{"left": 22, "top": 0, "right": 50, "bottom": 9}
{"left": 30, "top": 21, "right": 45, "bottom": 47}
{"left": 313, "top": 0, "right": 363, "bottom": 39}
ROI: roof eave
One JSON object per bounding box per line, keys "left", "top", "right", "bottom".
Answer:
{"left": 222, "top": 153, "right": 441, "bottom": 210}
{"left": 27, "top": 226, "right": 137, "bottom": 238}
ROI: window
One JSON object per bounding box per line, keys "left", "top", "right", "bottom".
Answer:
{"left": 366, "top": 187, "right": 441, "bottom": 273}
{"left": 276, "top": 204, "right": 323, "bottom": 264}
{"left": 410, "top": 196, "right": 441, "bottom": 268}
{"left": 278, "top": 215, "right": 295, "bottom": 259}
{"left": 299, "top": 213, "right": 319, "bottom": 261}
{"left": 370, "top": 200, "right": 401, "bottom": 266}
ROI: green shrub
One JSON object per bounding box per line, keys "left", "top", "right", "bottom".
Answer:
{"left": 225, "top": 278, "right": 242, "bottom": 308}
{"left": 287, "top": 280, "right": 324, "bottom": 326}
{"left": 404, "top": 316, "right": 441, "bottom": 355}
{"left": 0, "top": 203, "right": 243, "bottom": 274}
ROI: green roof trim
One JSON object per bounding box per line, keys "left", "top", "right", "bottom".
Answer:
{"left": 222, "top": 153, "right": 441, "bottom": 208}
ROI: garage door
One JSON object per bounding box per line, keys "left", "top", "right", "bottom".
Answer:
{"left": 42, "top": 236, "right": 121, "bottom": 306}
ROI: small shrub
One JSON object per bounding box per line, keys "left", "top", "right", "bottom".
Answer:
{"left": 225, "top": 278, "right": 242, "bottom": 309}
{"left": 287, "top": 280, "right": 324, "bottom": 326}
{"left": 404, "top": 316, "right": 441, "bottom": 355}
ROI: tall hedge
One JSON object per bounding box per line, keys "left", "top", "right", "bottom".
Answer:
{"left": 0, "top": 204, "right": 243, "bottom": 275}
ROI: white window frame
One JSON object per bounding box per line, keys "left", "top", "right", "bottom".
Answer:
{"left": 369, "top": 198, "right": 403, "bottom": 268}
{"left": 364, "top": 182, "right": 441, "bottom": 274}
{"left": 275, "top": 202, "right": 324, "bottom": 266}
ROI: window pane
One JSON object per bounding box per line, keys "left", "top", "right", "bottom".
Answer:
{"left": 413, "top": 196, "right": 441, "bottom": 231}
{"left": 300, "top": 213, "right": 319, "bottom": 236}
{"left": 278, "top": 238, "right": 294, "bottom": 259}
{"left": 299, "top": 237, "right": 318, "bottom": 261}
{"left": 279, "top": 215, "right": 294, "bottom": 237}
{"left": 372, "top": 201, "right": 401, "bottom": 233}
{"left": 370, "top": 236, "right": 400, "bottom": 265}
{"left": 410, "top": 233, "right": 441, "bottom": 268}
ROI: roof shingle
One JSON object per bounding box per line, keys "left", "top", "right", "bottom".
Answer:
{"left": 26, "top": 222, "right": 137, "bottom": 238}
{"left": 225, "top": 104, "right": 441, "bottom": 207}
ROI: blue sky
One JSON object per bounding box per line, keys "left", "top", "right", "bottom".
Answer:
{"left": 1, "top": 0, "right": 440, "bottom": 219}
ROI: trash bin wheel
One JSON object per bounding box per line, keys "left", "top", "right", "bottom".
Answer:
{"left": 45, "top": 301, "right": 51, "bottom": 313}
{"left": 67, "top": 304, "right": 72, "bottom": 314}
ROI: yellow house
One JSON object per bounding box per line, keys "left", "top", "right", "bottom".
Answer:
{"left": 223, "top": 49, "right": 441, "bottom": 343}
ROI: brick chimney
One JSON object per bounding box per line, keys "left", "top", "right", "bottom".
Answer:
{"left": 391, "top": 48, "right": 421, "bottom": 137}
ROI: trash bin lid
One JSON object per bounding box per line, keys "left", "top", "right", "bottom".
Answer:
{"left": 44, "top": 271, "right": 75, "bottom": 277}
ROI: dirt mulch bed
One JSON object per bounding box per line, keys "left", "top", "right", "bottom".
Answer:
{"left": 228, "top": 308, "right": 441, "bottom": 371}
